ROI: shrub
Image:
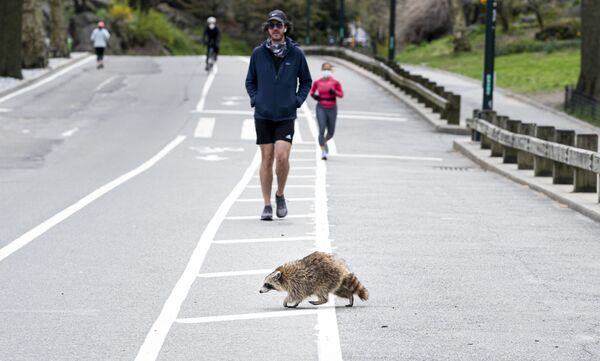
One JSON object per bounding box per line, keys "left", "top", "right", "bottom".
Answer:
{"left": 535, "top": 20, "right": 581, "bottom": 41}
{"left": 109, "top": 3, "right": 134, "bottom": 23}
{"left": 129, "top": 10, "right": 202, "bottom": 55}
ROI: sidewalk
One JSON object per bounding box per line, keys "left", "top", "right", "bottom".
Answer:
{"left": 0, "top": 52, "right": 92, "bottom": 99}
{"left": 402, "top": 64, "right": 600, "bottom": 136}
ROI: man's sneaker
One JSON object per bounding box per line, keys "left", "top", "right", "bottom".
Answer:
{"left": 275, "top": 194, "right": 288, "bottom": 218}
{"left": 261, "top": 205, "right": 273, "bottom": 221}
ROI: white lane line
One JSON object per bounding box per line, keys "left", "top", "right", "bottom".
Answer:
{"left": 195, "top": 64, "right": 218, "bottom": 112}
{"left": 197, "top": 269, "right": 272, "bottom": 278}
{"left": 0, "top": 108, "right": 12, "bottom": 113}
{"left": 241, "top": 118, "right": 254, "bottom": 140}
{"left": 0, "top": 136, "right": 186, "bottom": 263}
{"left": 224, "top": 213, "right": 314, "bottom": 220}
{"left": 0, "top": 56, "right": 94, "bottom": 105}
{"left": 293, "top": 149, "right": 315, "bottom": 153}
{"left": 294, "top": 120, "right": 304, "bottom": 143}
{"left": 290, "top": 159, "right": 314, "bottom": 162}
{"left": 61, "top": 127, "right": 79, "bottom": 137}
{"left": 246, "top": 185, "right": 314, "bottom": 189}
{"left": 338, "top": 114, "right": 407, "bottom": 122}
{"left": 176, "top": 309, "right": 317, "bottom": 324}
{"left": 194, "top": 117, "right": 216, "bottom": 138}
{"left": 134, "top": 149, "right": 260, "bottom": 361}
{"left": 335, "top": 153, "right": 443, "bottom": 162}
{"left": 95, "top": 75, "right": 117, "bottom": 91}
{"left": 194, "top": 110, "right": 253, "bottom": 116}
{"left": 212, "top": 236, "right": 314, "bottom": 244}
{"left": 235, "top": 197, "right": 314, "bottom": 202}
{"left": 301, "top": 102, "right": 343, "bottom": 361}
{"left": 236, "top": 56, "right": 250, "bottom": 64}
{"left": 294, "top": 166, "right": 317, "bottom": 170}
{"left": 328, "top": 140, "right": 338, "bottom": 155}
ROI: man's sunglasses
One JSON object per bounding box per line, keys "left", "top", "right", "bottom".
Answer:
{"left": 267, "top": 22, "right": 284, "bottom": 29}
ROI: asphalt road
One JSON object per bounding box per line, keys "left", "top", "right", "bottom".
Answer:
{"left": 1, "top": 54, "right": 600, "bottom": 361}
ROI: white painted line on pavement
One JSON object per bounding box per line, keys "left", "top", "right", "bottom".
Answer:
{"left": 0, "top": 108, "right": 12, "bottom": 113}
{"left": 224, "top": 213, "right": 315, "bottom": 220}
{"left": 290, "top": 158, "right": 314, "bottom": 162}
{"left": 0, "top": 136, "right": 186, "bottom": 263}
{"left": 235, "top": 197, "right": 314, "bottom": 202}
{"left": 212, "top": 236, "right": 314, "bottom": 244}
{"left": 236, "top": 56, "right": 250, "bottom": 64}
{"left": 253, "top": 175, "right": 315, "bottom": 178}
{"left": 193, "top": 109, "right": 253, "bottom": 116}
{"left": 335, "top": 153, "right": 443, "bottom": 162}
{"left": 338, "top": 114, "right": 407, "bottom": 122}
{"left": 197, "top": 269, "right": 272, "bottom": 278}
{"left": 0, "top": 56, "right": 94, "bottom": 105}
{"left": 134, "top": 149, "right": 260, "bottom": 361}
{"left": 95, "top": 75, "right": 117, "bottom": 91}
{"left": 194, "top": 117, "right": 216, "bottom": 138}
{"left": 195, "top": 64, "right": 218, "bottom": 112}
{"left": 293, "top": 149, "right": 315, "bottom": 153}
{"left": 61, "top": 128, "right": 79, "bottom": 137}
{"left": 294, "top": 120, "right": 304, "bottom": 143}
{"left": 294, "top": 166, "right": 317, "bottom": 170}
{"left": 175, "top": 309, "right": 317, "bottom": 324}
{"left": 241, "top": 118, "right": 254, "bottom": 140}
{"left": 301, "top": 102, "right": 343, "bottom": 361}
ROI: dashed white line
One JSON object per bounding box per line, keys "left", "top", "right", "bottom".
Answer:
{"left": 224, "top": 214, "right": 315, "bottom": 220}
{"left": 95, "top": 75, "right": 117, "bottom": 91}
{"left": 235, "top": 197, "right": 314, "bottom": 202}
{"left": 195, "top": 64, "right": 218, "bottom": 112}
{"left": 61, "top": 128, "right": 79, "bottom": 137}
{"left": 194, "top": 117, "right": 216, "bottom": 138}
{"left": 134, "top": 149, "right": 260, "bottom": 361}
{"left": 175, "top": 309, "right": 317, "bottom": 324}
{"left": 246, "top": 185, "right": 314, "bottom": 189}
{"left": 335, "top": 153, "right": 443, "bottom": 162}
{"left": 0, "top": 135, "right": 186, "bottom": 263}
{"left": 337, "top": 114, "right": 407, "bottom": 122}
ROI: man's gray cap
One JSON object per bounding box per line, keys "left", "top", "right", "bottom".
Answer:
{"left": 267, "top": 9, "right": 288, "bottom": 24}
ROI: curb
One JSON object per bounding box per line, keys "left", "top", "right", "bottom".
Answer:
{"left": 453, "top": 138, "right": 600, "bottom": 223}
{"left": 320, "top": 56, "right": 470, "bottom": 135}
{"left": 0, "top": 52, "right": 93, "bottom": 100}
{"left": 403, "top": 63, "right": 600, "bottom": 134}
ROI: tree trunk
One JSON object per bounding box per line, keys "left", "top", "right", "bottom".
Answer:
{"left": 498, "top": 0, "right": 512, "bottom": 33}
{"left": 50, "top": 0, "right": 70, "bottom": 57}
{"left": 0, "top": 0, "right": 24, "bottom": 78}
{"left": 449, "top": 0, "right": 471, "bottom": 52}
{"left": 22, "top": 0, "right": 48, "bottom": 68}
{"left": 527, "top": 0, "right": 544, "bottom": 30}
{"left": 577, "top": 0, "right": 600, "bottom": 100}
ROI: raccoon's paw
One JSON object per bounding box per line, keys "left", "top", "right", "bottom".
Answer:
{"left": 345, "top": 295, "right": 354, "bottom": 307}
{"left": 284, "top": 302, "right": 299, "bottom": 308}
{"left": 309, "top": 300, "right": 327, "bottom": 306}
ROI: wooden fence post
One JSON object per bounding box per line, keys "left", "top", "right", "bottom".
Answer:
{"left": 553, "top": 130, "right": 576, "bottom": 184}
{"left": 490, "top": 116, "right": 507, "bottom": 157}
{"left": 503, "top": 119, "right": 521, "bottom": 163}
{"left": 446, "top": 94, "right": 461, "bottom": 125}
{"left": 574, "top": 134, "right": 598, "bottom": 192}
{"left": 534, "top": 126, "right": 555, "bottom": 177}
{"left": 480, "top": 110, "right": 495, "bottom": 149}
{"left": 517, "top": 123, "right": 536, "bottom": 169}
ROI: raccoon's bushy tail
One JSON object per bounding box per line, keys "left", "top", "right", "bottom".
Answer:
{"left": 342, "top": 273, "right": 369, "bottom": 301}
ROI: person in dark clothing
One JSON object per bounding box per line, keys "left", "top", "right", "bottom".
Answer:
{"left": 245, "top": 9, "right": 312, "bottom": 221}
{"left": 203, "top": 16, "right": 220, "bottom": 70}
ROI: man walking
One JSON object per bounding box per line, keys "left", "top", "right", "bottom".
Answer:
{"left": 245, "top": 10, "right": 312, "bottom": 221}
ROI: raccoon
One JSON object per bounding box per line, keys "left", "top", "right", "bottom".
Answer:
{"left": 259, "top": 251, "right": 369, "bottom": 308}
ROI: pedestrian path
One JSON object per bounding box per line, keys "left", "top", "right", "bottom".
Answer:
{"left": 403, "top": 64, "right": 600, "bottom": 135}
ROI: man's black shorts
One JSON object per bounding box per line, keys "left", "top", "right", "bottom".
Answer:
{"left": 255, "top": 119, "right": 295, "bottom": 145}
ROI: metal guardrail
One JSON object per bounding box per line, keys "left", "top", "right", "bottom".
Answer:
{"left": 304, "top": 46, "right": 461, "bottom": 126}
{"left": 467, "top": 110, "right": 600, "bottom": 201}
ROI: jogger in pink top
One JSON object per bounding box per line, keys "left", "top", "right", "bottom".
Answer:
{"left": 309, "top": 62, "right": 344, "bottom": 160}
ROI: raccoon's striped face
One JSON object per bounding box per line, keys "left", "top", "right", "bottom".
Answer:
{"left": 259, "top": 271, "right": 282, "bottom": 293}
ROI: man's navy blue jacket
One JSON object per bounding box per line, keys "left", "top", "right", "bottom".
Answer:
{"left": 245, "top": 38, "right": 312, "bottom": 121}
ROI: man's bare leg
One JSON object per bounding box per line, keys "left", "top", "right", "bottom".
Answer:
{"left": 274, "top": 140, "right": 291, "bottom": 197}
{"left": 259, "top": 144, "right": 275, "bottom": 206}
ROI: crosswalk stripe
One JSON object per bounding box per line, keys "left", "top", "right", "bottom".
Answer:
{"left": 194, "top": 117, "right": 215, "bottom": 138}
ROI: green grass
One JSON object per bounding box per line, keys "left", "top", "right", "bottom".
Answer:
{"left": 398, "top": 34, "right": 580, "bottom": 94}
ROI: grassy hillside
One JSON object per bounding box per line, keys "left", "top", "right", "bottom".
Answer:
{"left": 398, "top": 28, "right": 580, "bottom": 95}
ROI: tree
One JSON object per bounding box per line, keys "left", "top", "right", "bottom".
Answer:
{"left": 449, "top": 0, "right": 471, "bottom": 52}
{"left": 526, "top": 0, "right": 544, "bottom": 30}
{"left": 50, "top": 0, "right": 70, "bottom": 57}
{"left": 576, "top": 0, "right": 600, "bottom": 100}
{"left": 497, "top": 0, "right": 513, "bottom": 33}
{"left": 0, "top": 0, "right": 24, "bottom": 78}
{"left": 22, "top": 0, "right": 48, "bottom": 68}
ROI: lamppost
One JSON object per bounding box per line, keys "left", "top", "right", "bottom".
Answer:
{"left": 474, "top": 0, "right": 497, "bottom": 141}
{"left": 388, "top": 0, "right": 396, "bottom": 61}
